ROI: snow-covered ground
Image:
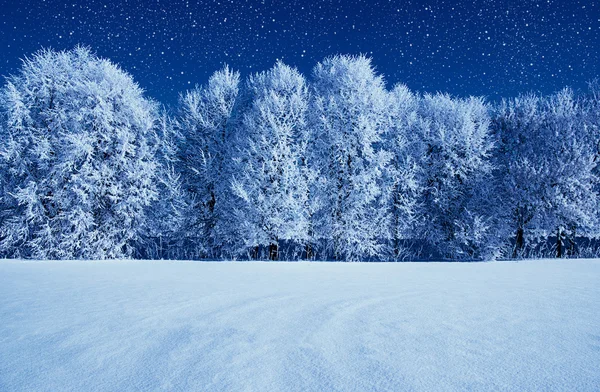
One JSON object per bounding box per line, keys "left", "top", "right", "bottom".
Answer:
{"left": 1, "top": 259, "right": 599, "bottom": 391}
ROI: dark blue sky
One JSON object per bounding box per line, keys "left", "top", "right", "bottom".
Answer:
{"left": 1, "top": 0, "right": 599, "bottom": 106}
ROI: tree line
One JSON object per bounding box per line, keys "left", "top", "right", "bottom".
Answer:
{"left": 1, "top": 47, "right": 599, "bottom": 261}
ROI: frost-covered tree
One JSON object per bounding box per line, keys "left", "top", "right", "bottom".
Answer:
{"left": 417, "top": 93, "right": 496, "bottom": 259}
{"left": 176, "top": 66, "right": 241, "bottom": 258}
{"left": 542, "top": 89, "right": 599, "bottom": 256}
{"left": 493, "top": 89, "right": 598, "bottom": 258}
{"left": 0, "top": 122, "right": 9, "bottom": 242}
{"left": 492, "top": 94, "right": 545, "bottom": 257}
{"left": 309, "top": 55, "right": 391, "bottom": 261}
{"left": 232, "top": 61, "right": 310, "bottom": 260}
{"left": 143, "top": 112, "right": 194, "bottom": 259}
{"left": 384, "top": 84, "right": 423, "bottom": 259}
{"left": 0, "top": 47, "right": 159, "bottom": 259}
{"left": 584, "top": 79, "right": 600, "bottom": 200}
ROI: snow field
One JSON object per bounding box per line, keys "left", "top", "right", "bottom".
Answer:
{"left": 1, "top": 259, "right": 599, "bottom": 391}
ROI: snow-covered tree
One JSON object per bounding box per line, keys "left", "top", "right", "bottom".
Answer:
{"left": 416, "top": 93, "right": 496, "bottom": 259}
{"left": 143, "top": 112, "right": 194, "bottom": 259}
{"left": 384, "top": 84, "right": 423, "bottom": 259}
{"left": 584, "top": 79, "right": 600, "bottom": 198}
{"left": 232, "top": 61, "right": 310, "bottom": 260}
{"left": 492, "top": 94, "right": 546, "bottom": 257}
{"left": 0, "top": 47, "right": 159, "bottom": 259}
{"left": 542, "top": 89, "right": 599, "bottom": 256}
{"left": 493, "top": 89, "right": 598, "bottom": 258}
{"left": 309, "top": 55, "right": 391, "bottom": 261}
{"left": 176, "top": 66, "right": 241, "bottom": 258}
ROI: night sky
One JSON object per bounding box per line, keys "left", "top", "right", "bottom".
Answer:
{"left": 1, "top": 0, "right": 599, "bottom": 106}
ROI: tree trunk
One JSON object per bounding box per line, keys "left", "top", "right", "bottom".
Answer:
{"left": 159, "top": 235, "right": 163, "bottom": 260}
{"left": 556, "top": 227, "right": 562, "bottom": 258}
{"left": 250, "top": 245, "right": 259, "bottom": 260}
{"left": 206, "top": 190, "right": 216, "bottom": 258}
{"left": 513, "top": 227, "right": 524, "bottom": 258}
{"left": 567, "top": 234, "right": 576, "bottom": 257}
{"left": 269, "top": 241, "right": 278, "bottom": 261}
{"left": 393, "top": 186, "right": 401, "bottom": 260}
{"left": 305, "top": 243, "right": 313, "bottom": 260}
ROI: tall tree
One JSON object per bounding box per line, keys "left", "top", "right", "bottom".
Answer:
{"left": 232, "top": 61, "right": 310, "bottom": 260}
{"left": 385, "top": 84, "right": 423, "bottom": 259}
{"left": 539, "top": 89, "right": 598, "bottom": 257}
{"left": 143, "top": 112, "right": 194, "bottom": 259}
{"left": 492, "top": 94, "right": 545, "bottom": 257}
{"left": 493, "top": 89, "right": 598, "bottom": 258}
{"left": 309, "top": 55, "right": 391, "bottom": 261}
{"left": 177, "top": 66, "right": 241, "bottom": 258}
{"left": 0, "top": 47, "right": 159, "bottom": 259}
{"left": 417, "top": 93, "right": 495, "bottom": 259}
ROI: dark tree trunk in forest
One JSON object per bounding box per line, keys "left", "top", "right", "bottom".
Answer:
{"left": 567, "top": 235, "right": 576, "bottom": 257}
{"left": 393, "top": 186, "right": 401, "bottom": 260}
{"left": 556, "top": 228, "right": 562, "bottom": 258}
{"left": 305, "top": 243, "right": 313, "bottom": 260}
{"left": 305, "top": 177, "right": 314, "bottom": 261}
{"left": 269, "top": 241, "right": 278, "bottom": 261}
{"left": 566, "top": 238, "right": 576, "bottom": 257}
{"left": 206, "top": 191, "right": 216, "bottom": 257}
{"left": 513, "top": 227, "right": 524, "bottom": 258}
{"left": 250, "top": 245, "right": 259, "bottom": 260}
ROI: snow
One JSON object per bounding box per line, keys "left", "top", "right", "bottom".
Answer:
{"left": 1, "top": 259, "right": 599, "bottom": 391}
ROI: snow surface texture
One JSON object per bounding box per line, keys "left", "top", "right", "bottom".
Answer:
{"left": 1, "top": 259, "right": 599, "bottom": 391}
